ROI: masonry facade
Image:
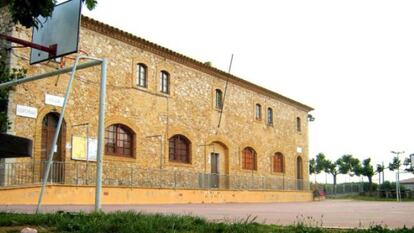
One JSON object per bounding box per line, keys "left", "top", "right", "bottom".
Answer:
{"left": 1, "top": 8, "right": 313, "bottom": 193}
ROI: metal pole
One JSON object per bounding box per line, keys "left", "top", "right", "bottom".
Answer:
{"left": 0, "top": 60, "right": 102, "bottom": 90}
{"left": 0, "top": 33, "right": 57, "bottom": 56}
{"left": 85, "top": 123, "right": 90, "bottom": 185}
{"left": 36, "top": 55, "right": 82, "bottom": 213}
{"left": 391, "top": 151, "right": 404, "bottom": 202}
{"left": 217, "top": 54, "right": 233, "bottom": 128}
{"left": 397, "top": 170, "right": 400, "bottom": 201}
{"left": 95, "top": 58, "right": 107, "bottom": 211}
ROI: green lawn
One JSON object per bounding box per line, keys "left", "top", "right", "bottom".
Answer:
{"left": 0, "top": 212, "right": 413, "bottom": 233}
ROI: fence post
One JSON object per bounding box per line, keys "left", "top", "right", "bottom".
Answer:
{"left": 31, "top": 160, "right": 35, "bottom": 184}
{"left": 75, "top": 162, "right": 79, "bottom": 185}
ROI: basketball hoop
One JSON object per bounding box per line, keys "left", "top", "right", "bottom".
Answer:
{"left": 0, "top": 0, "right": 81, "bottom": 65}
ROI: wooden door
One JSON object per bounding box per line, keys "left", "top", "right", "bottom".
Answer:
{"left": 296, "top": 156, "right": 303, "bottom": 190}
{"left": 210, "top": 153, "right": 219, "bottom": 188}
{"left": 40, "top": 113, "right": 65, "bottom": 183}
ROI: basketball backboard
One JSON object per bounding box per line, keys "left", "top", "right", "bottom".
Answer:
{"left": 0, "top": 134, "right": 32, "bottom": 158}
{"left": 30, "top": 0, "right": 82, "bottom": 64}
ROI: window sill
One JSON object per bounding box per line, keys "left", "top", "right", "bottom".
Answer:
{"left": 214, "top": 108, "right": 223, "bottom": 113}
{"left": 136, "top": 85, "right": 148, "bottom": 90}
{"left": 104, "top": 154, "right": 136, "bottom": 161}
{"left": 240, "top": 168, "right": 258, "bottom": 173}
{"left": 167, "top": 161, "right": 193, "bottom": 167}
{"left": 159, "top": 91, "right": 171, "bottom": 98}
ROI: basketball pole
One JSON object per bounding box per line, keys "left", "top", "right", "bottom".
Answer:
{"left": 36, "top": 54, "right": 83, "bottom": 214}
{"left": 0, "top": 57, "right": 107, "bottom": 212}
{"left": 95, "top": 58, "right": 107, "bottom": 211}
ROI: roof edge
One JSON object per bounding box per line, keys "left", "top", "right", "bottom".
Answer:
{"left": 80, "top": 15, "right": 314, "bottom": 112}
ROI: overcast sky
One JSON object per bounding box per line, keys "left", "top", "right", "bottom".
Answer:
{"left": 82, "top": 0, "right": 414, "bottom": 183}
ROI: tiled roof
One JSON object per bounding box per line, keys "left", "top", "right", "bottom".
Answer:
{"left": 400, "top": 177, "right": 414, "bottom": 184}
{"left": 80, "top": 16, "right": 314, "bottom": 112}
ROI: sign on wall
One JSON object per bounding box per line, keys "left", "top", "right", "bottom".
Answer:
{"left": 71, "top": 136, "right": 97, "bottom": 161}
{"left": 16, "top": 104, "right": 37, "bottom": 118}
{"left": 45, "top": 93, "right": 65, "bottom": 107}
{"left": 296, "top": 147, "right": 303, "bottom": 153}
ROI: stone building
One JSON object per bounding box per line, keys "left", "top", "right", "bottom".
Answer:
{"left": 0, "top": 7, "right": 314, "bottom": 204}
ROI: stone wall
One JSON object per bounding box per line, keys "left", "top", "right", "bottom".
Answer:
{"left": 3, "top": 13, "right": 312, "bottom": 185}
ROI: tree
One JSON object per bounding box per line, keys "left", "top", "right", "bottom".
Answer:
{"left": 403, "top": 155, "right": 413, "bottom": 173}
{"left": 325, "top": 159, "right": 339, "bottom": 193}
{"left": 2, "top": 0, "right": 97, "bottom": 29}
{"left": 388, "top": 156, "right": 401, "bottom": 171}
{"left": 376, "top": 163, "right": 385, "bottom": 185}
{"left": 360, "top": 158, "right": 374, "bottom": 192}
{"left": 0, "top": 57, "right": 26, "bottom": 132}
{"left": 337, "top": 154, "right": 360, "bottom": 177}
{"left": 315, "top": 153, "right": 327, "bottom": 174}
{"left": 309, "top": 158, "right": 316, "bottom": 175}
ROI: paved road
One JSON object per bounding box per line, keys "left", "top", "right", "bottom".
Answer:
{"left": 1, "top": 200, "right": 413, "bottom": 228}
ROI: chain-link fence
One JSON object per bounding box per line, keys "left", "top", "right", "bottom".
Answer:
{"left": 0, "top": 161, "right": 309, "bottom": 191}
{"left": 322, "top": 183, "right": 364, "bottom": 195}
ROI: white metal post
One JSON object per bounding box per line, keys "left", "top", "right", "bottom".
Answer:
{"left": 0, "top": 58, "right": 105, "bottom": 212}
{"left": 35, "top": 55, "right": 83, "bottom": 213}
{"left": 95, "top": 58, "right": 107, "bottom": 211}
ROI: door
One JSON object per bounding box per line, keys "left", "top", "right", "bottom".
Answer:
{"left": 296, "top": 156, "right": 303, "bottom": 190}
{"left": 40, "top": 112, "right": 66, "bottom": 183}
{"left": 210, "top": 153, "right": 219, "bottom": 188}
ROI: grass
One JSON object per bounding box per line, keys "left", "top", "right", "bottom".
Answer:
{"left": 0, "top": 212, "right": 413, "bottom": 233}
{"left": 328, "top": 195, "right": 414, "bottom": 202}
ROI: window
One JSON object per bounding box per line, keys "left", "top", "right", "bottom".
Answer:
{"left": 273, "top": 152, "right": 284, "bottom": 173}
{"left": 169, "top": 134, "right": 191, "bottom": 163}
{"left": 267, "top": 108, "right": 273, "bottom": 125}
{"left": 242, "top": 147, "right": 257, "bottom": 170}
{"left": 137, "top": 63, "right": 147, "bottom": 87}
{"left": 255, "top": 104, "right": 262, "bottom": 120}
{"left": 215, "top": 89, "right": 223, "bottom": 109}
{"left": 296, "top": 117, "right": 301, "bottom": 132}
{"left": 160, "top": 70, "right": 170, "bottom": 94}
{"left": 105, "top": 124, "right": 134, "bottom": 157}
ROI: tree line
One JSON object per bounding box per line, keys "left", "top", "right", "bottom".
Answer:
{"left": 309, "top": 153, "right": 413, "bottom": 192}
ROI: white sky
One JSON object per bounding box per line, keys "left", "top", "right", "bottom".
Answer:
{"left": 82, "top": 0, "right": 414, "bottom": 183}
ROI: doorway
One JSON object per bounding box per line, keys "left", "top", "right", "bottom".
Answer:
{"left": 210, "top": 153, "right": 219, "bottom": 188}
{"left": 40, "top": 112, "right": 66, "bottom": 183}
{"left": 296, "top": 156, "right": 303, "bottom": 190}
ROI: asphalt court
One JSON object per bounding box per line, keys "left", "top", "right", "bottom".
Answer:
{"left": 1, "top": 200, "right": 413, "bottom": 228}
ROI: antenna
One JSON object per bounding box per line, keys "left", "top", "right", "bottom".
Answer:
{"left": 217, "top": 54, "right": 233, "bottom": 129}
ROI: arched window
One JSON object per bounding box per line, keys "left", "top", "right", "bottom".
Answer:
{"left": 215, "top": 89, "right": 223, "bottom": 109}
{"left": 105, "top": 124, "right": 134, "bottom": 157}
{"left": 296, "top": 117, "right": 301, "bottom": 132}
{"left": 169, "top": 134, "right": 191, "bottom": 163}
{"left": 255, "top": 104, "right": 262, "bottom": 120}
{"left": 273, "top": 152, "right": 284, "bottom": 173}
{"left": 160, "top": 70, "right": 170, "bottom": 94}
{"left": 137, "top": 63, "right": 147, "bottom": 87}
{"left": 267, "top": 107, "right": 273, "bottom": 125}
{"left": 242, "top": 147, "right": 257, "bottom": 170}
